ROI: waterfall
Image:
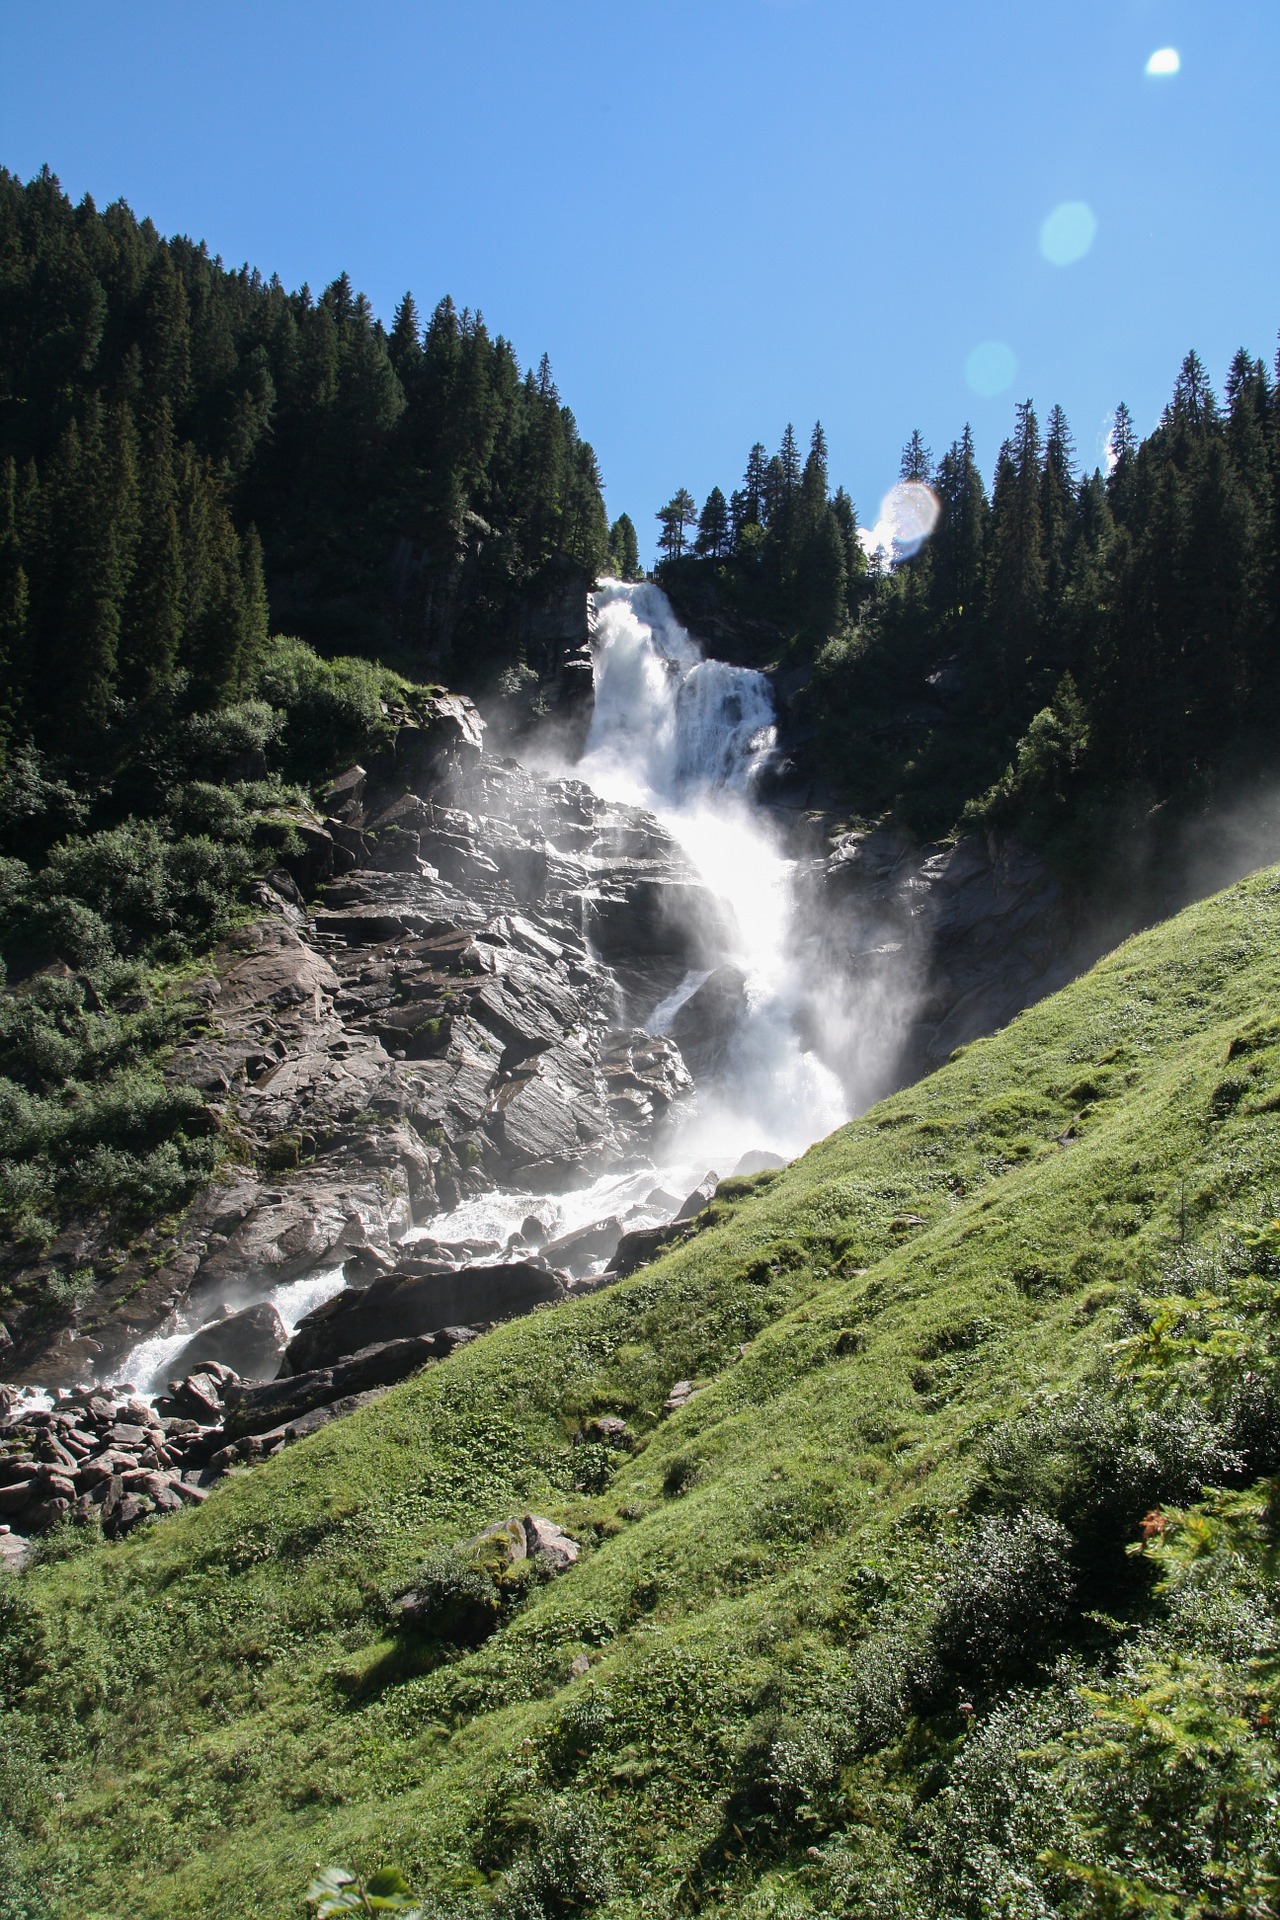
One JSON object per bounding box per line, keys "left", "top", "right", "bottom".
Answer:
{"left": 577, "top": 580, "right": 849, "bottom": 1167}
{"left": 580, "top": 580, "right": 777, "bottom": 803}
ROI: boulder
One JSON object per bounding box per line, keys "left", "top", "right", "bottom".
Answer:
{"left": 674, "top": 1173, "right": 720, "bottom": 1222}
{"left": 665, "top": 964, "right": 749, "bottom": 1078}
{"left": 396, "top": 695, "right": 486, "bottom": 793}
{"left": 540, "top": 1216, "right": 624, "bottom": 1278}
{"left": 733, "top": 1148, "right": 787, "bottom": 1176}
{"left": 220, "top": 1329, "right": 470, "bottom": 1439}
{"left": 285, "top": 1262, "right": 561, "bottom": 1374}
{"left": 608, "top": 1220, "right": 697, "bottom": 1278}
{"left": 0, "top": 1532, "right": 30, "bottom": 1573}
{"left": 168, "top": 1303, "right": 287, "bottom": 1383}
{"left": 523, "top": 1514, "right": 580, "bottom": 1569}
{"left": 162, "top": 1370, "right": 230, "bottom": 1423}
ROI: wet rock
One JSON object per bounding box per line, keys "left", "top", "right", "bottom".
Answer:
{"left": 220, "top": 1329, "right": 470, "bottom": 1439}
{"left": 665, "top": 964, "right": 749, "bottom": 1078}
{"left": 600, "top": 1030, "right": 694, "bottom": 1144}
{"left": 674, "top": 1173, "right": 720, "bottom": 1222}
{"left": 733, "top": 1148, "right": 786, "bottom": 1175}
{"left": 168, "top": 1303, "right": 287, "bottom": 1383}
{"left": 608, "top": 1220, "right": 697, "bottom": 1278}
{"left": 540, "top": 1216, "right": 624, "bottom": 1278}
{"left": 285, "top": 1262, "right": 561, "bottom": 1374}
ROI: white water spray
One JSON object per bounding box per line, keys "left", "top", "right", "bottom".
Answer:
{"left": 577, "top": 580, "right": 849, "bottom": 1166}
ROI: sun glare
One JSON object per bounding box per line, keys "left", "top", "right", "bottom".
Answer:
{"left": 1146, "top": 47, "right": 1181, "bottom": 77}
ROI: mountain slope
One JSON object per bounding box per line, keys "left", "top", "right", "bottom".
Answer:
{"left": 6, "top": 864, "right": 1280, "bottom": 1918}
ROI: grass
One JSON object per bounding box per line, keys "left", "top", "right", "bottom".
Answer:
{"left": 5, "top": 864, "right": 1280, "bottom": 1917}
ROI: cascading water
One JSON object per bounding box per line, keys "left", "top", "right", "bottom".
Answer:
{"left": 104, "top": 584, "right": 856, "bottom": 1391}
{"left": 576, "top": 579, "right": 849, "bottom": 1166}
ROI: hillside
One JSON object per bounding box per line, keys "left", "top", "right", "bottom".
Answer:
{"left": 5, "top": 862, "right": 1280, "bottom": 1918}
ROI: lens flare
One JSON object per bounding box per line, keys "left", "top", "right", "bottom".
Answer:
{"left": 1040, "top": 201, "right": 1098, "bottom": 267}
{"left": 1146, "top": 47, "right": 1180, "bottom": 76}
{"left": 965, "top": 340, "right": 1017, "bottom": 398}
{"left": 858, "top": 481, "right": 941, "bottom": 565}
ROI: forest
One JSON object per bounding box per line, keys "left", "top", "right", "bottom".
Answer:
{"left": 658, "top": 344, "right": 1280, "bottom": 846}
{"left": 0, "top": 163, "right": 617, "bottom": 755}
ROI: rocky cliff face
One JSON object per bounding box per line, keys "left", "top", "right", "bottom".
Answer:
{"left": 4, "top": 692, "right": 746, "bottom": 1392}
{"left": 802, "top": 824, "right": 1098, "bottom": 1082}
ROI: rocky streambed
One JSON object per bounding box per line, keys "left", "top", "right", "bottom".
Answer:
{"left": 1, "top": 647, "right": 1107, "bottom": 1563}
{"left": 0, "top": 691, "right": 775, "bottom": 1553}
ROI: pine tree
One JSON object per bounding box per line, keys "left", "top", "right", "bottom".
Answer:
{"left": 1040, "top": 404, "right": 1079, "bottom": 638}
{"left": 984, "top": 401, "right": 1046, "bottom": 713}
{"left": 121, "top": 399, "right": 184, "bottom": 693}
{"left": 899, "top": 429, "right": 932, "bottom": 483}
{"left": 656, "top": 489, "right": 697, "bottom": 561}
{"left": 695, "top": 486, "right": 731, "bottom": 559}
{"left": 608, "top": 512, "right": 641, "bottom": 580}
{"left": 0, "top": 456, "right": 29, "bottom": 745}
{"left": 931, "top": 425, "right": 988, "bottom": 624}
{"left": 1106, "top": 401, "right": 1140, "bottom": 528}
{"left": 740, "top": 443, "right": 767, "bottom": 528}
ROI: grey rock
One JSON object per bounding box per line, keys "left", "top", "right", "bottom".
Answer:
{"left": 523, "top": 1514, "right": 579, "bottom": 1569}
{"left": 0, "top": 1531, "right": 30, "bottom": 1572}
{"left": 540, "top": 1216, "right": 624, "bottom": 1278}
{"left": 608, "top": 1220, "right": 697, "bottom": 1278}
{"left": 665, "top": 964, "right": 749, "bottom": 1078}
{"left": 221, "top": 1330, "right": 469, "bottom": 1439}
{"left": 733, "top": 1149, "right": 787, "bottom": 1176}
{"left": 285, "top": 1262, "right": 561, "bottom": 1374}
{"left": 674, "top": 1174, "right": 720, "bottom": 1222}
{"left": 168, "top": 1303, "right": 287, "bottom": 1383}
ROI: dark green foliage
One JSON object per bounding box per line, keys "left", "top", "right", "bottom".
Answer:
{"left": 677, "top": 345, "right": 1280, "bottom": 854}
{"left": 928, "top": 1509, "right": 1075, "bottom": 1693}
{"left": 491, "top": 1796, "right": 616, "bottom": 1920}
{"left": 0, "top": 166, "right": 608, "bottom": 737}
{"left": 655, "top": 488, "right": 697, "bottom": 561}
{"left": 0, "top": 964, "right": 219, "bottom": 1247}
{"left": 606, "top": 512, "right": 641, "bottom": 581}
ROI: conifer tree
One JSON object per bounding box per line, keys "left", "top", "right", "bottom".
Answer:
{"left": 931, "top": 425, "right": 987, "bottom": 624}
{"left": 695, "top": 486, "right": 730, "bottom": 559}
{"left": 121, "top": 399, "right": 184, "bottom": 692}
{"left": 608, "top": 512, "right": 641, "bottom": 580}
{"left": 740, "top": 444, "right": 767, "bottom": 528}
{"left": 656, "top": 489, "right": 697, "bottom": 561}
{"left": 899, "top": 429, "right": 932, "bottom": 483}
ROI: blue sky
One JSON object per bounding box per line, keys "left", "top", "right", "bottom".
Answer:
{"left": 4, "top": 0, "right": 1278, "bottom": 560}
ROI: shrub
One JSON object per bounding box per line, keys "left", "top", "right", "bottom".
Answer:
{"left": 929, "top": 1510, "right": 1076, "bottom": 1695}
{"left": 181, "top": 700, "right": 280, "bottom": 779}
{"left": 253, "top": 636, "right": 388, "bottom": 778}
{"left": 396, "top": 1549, "right": 502, "bottom": 1646}
{"left": 492, "top": 1795, "right": 616, "bottom": 1920}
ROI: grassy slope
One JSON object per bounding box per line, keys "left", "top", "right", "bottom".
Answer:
{"left": 8, "top": 865, "right": 1280, "bottom": 1917}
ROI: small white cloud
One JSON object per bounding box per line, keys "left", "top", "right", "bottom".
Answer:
{"left": 1146, "top": 47, "right": 1180, "bottom": 76}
